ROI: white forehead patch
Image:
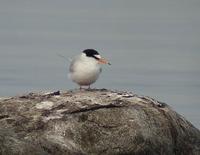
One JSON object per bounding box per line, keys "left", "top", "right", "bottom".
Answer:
{"left": 81, "top": 53, "right": 86, "bottom": 56}
{"left": 94, "top": 54, "right": 101, "bottom": 59}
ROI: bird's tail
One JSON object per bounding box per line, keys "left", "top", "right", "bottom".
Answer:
{"left": 57, "top": 53, "right": 72, "bottom": 63}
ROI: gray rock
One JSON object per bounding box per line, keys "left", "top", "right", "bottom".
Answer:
{"left": 0, "top": 89, "right": 199, "bottom": 155}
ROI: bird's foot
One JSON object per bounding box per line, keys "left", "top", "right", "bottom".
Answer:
{"left": 85, "top": 85, "right": 92, "bottom": 91}
{"left": 79, "top": 85, "right": 92, "bottom": 91}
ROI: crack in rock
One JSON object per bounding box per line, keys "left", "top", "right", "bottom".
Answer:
{"left": 62, "top": 104, "right": 127, "bottom": 114}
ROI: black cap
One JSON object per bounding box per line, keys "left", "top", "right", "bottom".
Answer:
{"left": 83, "top": 49, "right": 100, "bottom": 59}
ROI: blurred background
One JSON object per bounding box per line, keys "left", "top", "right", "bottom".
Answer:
{"left": 0, "top": 0, "right": 199, "bottom": 128}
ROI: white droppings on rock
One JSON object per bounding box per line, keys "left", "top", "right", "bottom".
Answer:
{"left": 132, "top": 97, "right": 144, "bottom": 102}
{"left": 56, "top": 109, "right": 69, "bottom": 113}
{"left": 53, "top": 95, "right": 61, "bottom": 98}
{"left": 43, "top": 92, "right": 53, "bottom": 95}
{"left": 0, "top": 97, "right": 10, "bottom": 100}
{"left": 43, "top": 115, "right": 62, "bottom": 122}
{"left": 36, "top": 101, "right": 54, "bottom": 110}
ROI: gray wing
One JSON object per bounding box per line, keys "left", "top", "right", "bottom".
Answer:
{"left": 69, "top": 55, "right": 80, "bottom": 73}
{"left": 69, "top": 59, "right": 75, "bottom": 73}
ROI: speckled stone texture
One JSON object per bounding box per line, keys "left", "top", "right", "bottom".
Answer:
{"left": 0, "top": 89, "right": 200, "bottom": 155}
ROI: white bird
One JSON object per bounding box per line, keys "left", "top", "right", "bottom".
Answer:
{"left": 69, "top": 49, "right": 110, "bottom": 89}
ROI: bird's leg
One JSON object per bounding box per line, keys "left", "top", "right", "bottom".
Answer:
{"left": 88, "top": 85, "right": 91, "bottom": 90}
{"left": 79, "top": 86, "right": 82, "bottom": 90}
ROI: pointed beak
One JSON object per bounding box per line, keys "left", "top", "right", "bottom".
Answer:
{"left": 98, "top": 58, "right": 111, "bottom": 65}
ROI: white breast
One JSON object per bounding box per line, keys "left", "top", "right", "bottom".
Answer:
{"left": 69, "top": 54, "right": 102, "bottom": 86}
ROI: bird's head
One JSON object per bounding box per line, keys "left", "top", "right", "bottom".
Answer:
{"left": 82, "top": 49, "right": 111, "bottom": 65}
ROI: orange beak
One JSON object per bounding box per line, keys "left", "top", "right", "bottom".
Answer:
{"left": 98, "top": 58, "right": 111, "bottom": 65}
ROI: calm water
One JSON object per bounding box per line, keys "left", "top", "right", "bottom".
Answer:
{"left": 0, "top": 1, "right": 200, "bottom": 129}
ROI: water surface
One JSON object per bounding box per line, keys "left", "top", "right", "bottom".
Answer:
{"left": 0, "top": 1, "right": 199, "bottom": 128}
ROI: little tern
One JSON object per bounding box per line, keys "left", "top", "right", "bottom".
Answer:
{"left": 69, "top": 49, "right": 110, "bottom": 89}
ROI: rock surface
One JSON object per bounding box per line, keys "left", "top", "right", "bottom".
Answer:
{"left": 0, "top": 89, "right": 199, "bottom": 155}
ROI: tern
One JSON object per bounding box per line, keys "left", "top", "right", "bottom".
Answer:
{"left": 69, "top": 49, "right": 110, "bottom": 89}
